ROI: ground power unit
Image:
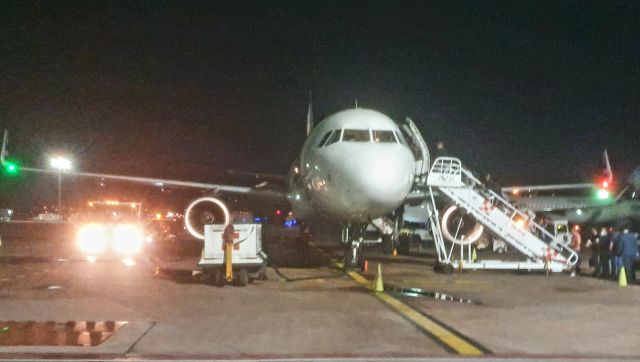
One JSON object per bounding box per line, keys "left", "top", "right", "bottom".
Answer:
{"left": 198, "top": 224, "right": 266, "bottom": 286}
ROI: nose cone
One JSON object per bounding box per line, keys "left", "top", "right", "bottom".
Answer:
{"left": 346, "top": 146, "right": 415, "bottom": 210}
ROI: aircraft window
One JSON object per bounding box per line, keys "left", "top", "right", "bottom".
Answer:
{"left": 394, "top": 131, "right": 409, "bottom": 146}
{"left": 342, "top": 129, "right": 371, "bottom": 142}
{"left": 317, "top": 131, "right": 334, "bottom": 147}
{"left": 324, "top": 129, "right": 342, "bottom": 146}
{"left": 372, "top": 130, "right": 397, "bottom": 143}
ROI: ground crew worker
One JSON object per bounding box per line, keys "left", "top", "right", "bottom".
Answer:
{"left": 585, "top": 227, "right": 600, "bottom": 276}
{"left": 570, "top": 225, "right": 582, "bottom": 277}
{"left": 611, "top": 226, "right": 623, "bottom": 280}
{"left": 617, "top": 227, "right": 638, "bottom": 283}
{"left": 596, "top": 227, "right": 611, "bottom": 278}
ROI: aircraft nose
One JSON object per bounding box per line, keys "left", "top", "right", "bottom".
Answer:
{"left": 349, "top": 147, "right": 415, "bottom": 208}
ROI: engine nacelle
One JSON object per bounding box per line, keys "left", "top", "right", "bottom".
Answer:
{"left": 184, "top": 196, "right": 230, "bottom": 240}
{"left": 441, "top": 205, "right": 484, "bottom": 245}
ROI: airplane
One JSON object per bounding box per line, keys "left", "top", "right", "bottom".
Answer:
{"left": 501, "top": 151, "right": 640, "bottom": 227}
{"left": 1, "top": 105, "right": 433, "bottom": 269}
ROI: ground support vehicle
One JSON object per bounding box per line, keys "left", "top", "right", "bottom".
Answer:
{"left": 198, "top": 224, "right": 266, "bottom": 287}
{"left": 75, "top": 200, "right": 144, "bottom": 260}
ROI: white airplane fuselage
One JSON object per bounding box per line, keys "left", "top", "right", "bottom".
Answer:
{"left": 287, "top": 109, "right": 415, "bottom": 223}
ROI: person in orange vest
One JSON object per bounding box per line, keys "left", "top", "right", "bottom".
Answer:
{"left": 570, "top": 225, "right": 582, "bottom": 277}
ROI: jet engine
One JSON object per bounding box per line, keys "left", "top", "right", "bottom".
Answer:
{"left": 184, "top": 196, "right": 230, "bottom": 240}
{"left": 441, "top": 205, "right": 484, "bottom": 245}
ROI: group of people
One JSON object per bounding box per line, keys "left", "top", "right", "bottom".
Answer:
{"left": 583, "top": 226, "right": 639, "bottom": 283}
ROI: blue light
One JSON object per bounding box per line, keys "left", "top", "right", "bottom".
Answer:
{"left": 284, "top": 218, "right": 298, "bottom": 228}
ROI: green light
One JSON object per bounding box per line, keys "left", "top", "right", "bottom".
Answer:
{"left": 597, "top": 189, "right": 610, "bottom": 200}
{"left": 3, "top": 161, "right": 19, "bottom": 175}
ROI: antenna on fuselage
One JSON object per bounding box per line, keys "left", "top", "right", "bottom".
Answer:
{"left": 306, "top": 91, "right": 313, "bottom": 136}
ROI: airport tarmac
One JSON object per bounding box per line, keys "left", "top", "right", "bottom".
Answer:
{"left": 0, "top": 234, "right": 639, "bottom": 360}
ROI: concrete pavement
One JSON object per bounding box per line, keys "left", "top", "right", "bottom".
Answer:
{"left": 1, "top": 235, "right": 640, "bottom": 360}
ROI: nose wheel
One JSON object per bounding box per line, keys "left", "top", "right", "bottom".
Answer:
{"left": 341, "top": 224, "right": 365, "bottom": 270}
{"left": 343, "top": 239, "right": 365, "bottom": 270}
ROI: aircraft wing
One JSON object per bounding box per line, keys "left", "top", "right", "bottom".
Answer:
{"left": 21, "top": 165, "right": 286, "bottom": 199}
{"left": 501, "top": 183, "right": 594, "bottom": 195}
{"left": 1, "top": 130, "right": 286, "bottom": 199}
{"left": 225, "top": 170, "right": 287, "bottom": 185}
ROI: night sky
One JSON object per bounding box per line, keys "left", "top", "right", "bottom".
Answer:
{"left": 1, "top": 1, "right": 639, "bottom": 209}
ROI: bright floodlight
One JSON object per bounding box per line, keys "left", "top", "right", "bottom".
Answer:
{"left": 50, "top": 156, "right": 72, "bottom": 171}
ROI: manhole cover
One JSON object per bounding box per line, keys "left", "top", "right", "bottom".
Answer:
{"left": 0, "top": 321, "right": 127, "bottom": 346}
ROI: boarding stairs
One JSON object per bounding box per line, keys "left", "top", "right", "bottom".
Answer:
{"left": 425, "top": 157, "right": 578, "bottom": 272}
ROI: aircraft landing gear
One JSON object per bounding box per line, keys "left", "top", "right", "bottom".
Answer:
{"left": 344, "top": 239, "right": 364, "bottom": 269}
{"left": 381, "top": 235, "right": 393, "bottom": 255}
{"left": 375, "top": 207, "right": 404, "bottom": 255}
{"left": 341, "top": 223, "right": 365, "bottom": 270}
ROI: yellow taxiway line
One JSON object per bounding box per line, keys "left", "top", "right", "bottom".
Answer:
{"left": 336, "top": 260, "right": 485, "bottom": 356}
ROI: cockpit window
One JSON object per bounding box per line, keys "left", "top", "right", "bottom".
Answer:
{"left": 372, "top": 130, "right": 397, "bottom": 143}
{"left": 394, "top": 131, "right": 408, "bottom": 146}
{"left": 342, "top": 129, "right": 370, "bottom": 142}
{"left": 317, "top": 131, "right": 334, "bottom": 147}
{"left": 324, "top": 129, "right": 342, "bottom": 146}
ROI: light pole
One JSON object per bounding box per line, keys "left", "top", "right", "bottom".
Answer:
{"left": 49, "top": 156, "right": 72, "bottom": 214}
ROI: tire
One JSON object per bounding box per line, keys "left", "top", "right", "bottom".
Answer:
{"left": 343, "top": 247, "right": 364, "bottom": 270}
{"left": 444, "top": 264, "right": 454, "bottom": 274}
{"left": 343, "top": 247, "right": 355, "bottom": 270}
{"left": 381, "top": 235, "right": 394, "bottom": 255}
{"left": 236, "top": 268, "right": 248, "bottom": 287}
{"left": 434, "top": 263, "right": 454, "bottom": 274}
{"left": 397, "top": 235, "right": 410, "bottom": 255}
{"left": 213, "top": 269, "right": 225, "bottom": 287}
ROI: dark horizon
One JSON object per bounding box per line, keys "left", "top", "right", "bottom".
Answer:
{"left": 1, "top": 1, "right": 639, "bottom": 209}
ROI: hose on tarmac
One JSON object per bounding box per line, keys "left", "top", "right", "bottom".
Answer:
{"left": 385, "top": 284, "right": 481, "bottom": 305}
{"left": 260, "top": 250, "right": 343, "bottom": 282}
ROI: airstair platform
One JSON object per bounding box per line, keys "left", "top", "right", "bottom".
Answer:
{"left": 425, "top": 157, "right": 578, "bottom": 272}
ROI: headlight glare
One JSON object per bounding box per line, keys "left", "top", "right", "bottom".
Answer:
{"left": 77, "top": 224, "right": 108, "bottom": 254}
{"left": 112, "top": 224, "right": 143, "bottom": 256}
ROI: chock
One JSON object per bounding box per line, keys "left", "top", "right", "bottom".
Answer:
{"left": 373, "top": 263, "right": 384, "bottom": 293}
{"left": 619, "top": 266, "right": 627, "bottom": 287}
